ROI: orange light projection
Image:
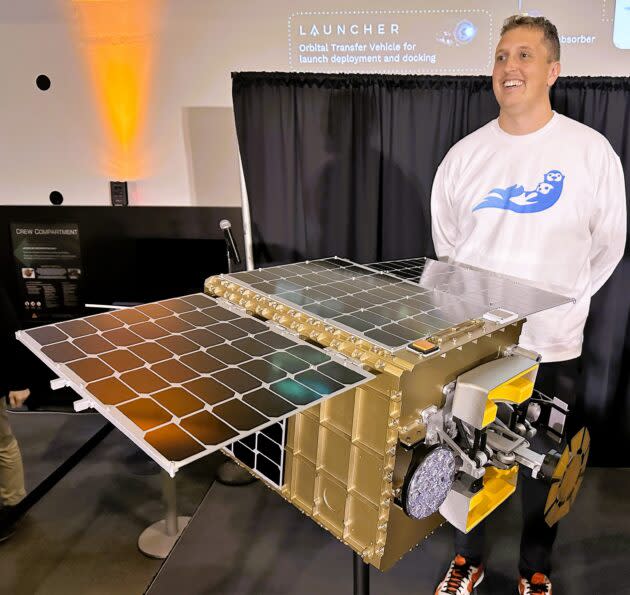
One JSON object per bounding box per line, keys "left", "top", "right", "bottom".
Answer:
{"left": 69, "top": 0, "right": 163, "bottom": 180}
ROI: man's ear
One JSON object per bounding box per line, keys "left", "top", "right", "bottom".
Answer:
{"left": 548, "top": 61, "right": 561, "bottom": 87}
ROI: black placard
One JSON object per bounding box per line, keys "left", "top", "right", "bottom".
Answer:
{"left": 10, "top": 222, "right": 84, "bottom": 321}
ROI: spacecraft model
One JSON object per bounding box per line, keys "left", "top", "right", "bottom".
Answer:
{"left": 17, "top": 257, "right": 589, "bottom": 572}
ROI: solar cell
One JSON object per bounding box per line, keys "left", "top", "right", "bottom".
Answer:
{"left": 74, "top": 334, "right": 117, "bottom": 354}
{"left": 128, "top": 342, "right": 172, "bottom": 364}
{"left": 213, "top": 399, "right": 268, "bottom": 430}
{"left": 231, "top": 337, "right": 275, "bottom": 357}
{"left": 152, "top": 387, "right": 205, "bottom": 417}
{"left": 264, "top": 352, "right": 310, "bottom": 374}
{"left": 144, "top": 424, "right": 205, "bottom": 462}
{"left": 118, "top": 398, "right": 171, "bottom": 431}
{"left": 57, "top": 319, "right": 97, "bottom": 338}
{"left": 179, "top": 410, "right": 238, "bottom": 445}
{"left": 257, "top": 453, "right": 282, "bottom": 485}
{"left": 17, "top": 293, "right": 373, "bottom": 474}
{"left": 88, "top": 313, "right": 124, "bottom": 331}
{"left": 243, "top": 388, "right": 295, "bottom": 417}
{"left": 100, "top": 350, "right": 144, "bottom": 372}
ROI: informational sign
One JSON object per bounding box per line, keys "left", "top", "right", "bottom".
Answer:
{"left": 289, "top": 9, "right": 493, "bottom": 73}
{"left": 613, "top": 0, "right": 630, "bottom": 49}
{"left": 10, "top": 222, "right": 84, "bottom": 320}
{"left": 286, "top": 1, "right": 630, "bottom": 76}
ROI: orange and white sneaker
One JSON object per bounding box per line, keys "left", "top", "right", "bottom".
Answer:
{"left": 435, "top": 554, "right": 485, "bottom": 594}
{"left": 518, "top": 572, "right": 552, "bottom": 594}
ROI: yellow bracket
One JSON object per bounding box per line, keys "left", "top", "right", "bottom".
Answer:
{"left": 466, "top": 466, "right": 518, "bottom": 532}
{"left": 481, "top": 364, "right": 538, "bottom": 427}
{"left": 488, "top": 365, "right": 537, "bottom": 405}
{"left": 453, "top": 357, "right": 539, "bottom": 430}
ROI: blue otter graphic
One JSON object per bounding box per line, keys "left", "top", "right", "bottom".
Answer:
{"left": 473, "top": 170, "right": 565, "bottom": 214}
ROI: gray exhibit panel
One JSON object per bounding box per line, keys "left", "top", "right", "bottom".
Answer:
{"left": 17, "top": 293, "right": 373, "bottom": 476}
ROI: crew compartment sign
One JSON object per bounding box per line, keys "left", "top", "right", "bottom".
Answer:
{"left": 289, "top": 10, "right": 493, "bottom": 73}
{"left": 10, "top": 222, "right": 84, "bottom": 321}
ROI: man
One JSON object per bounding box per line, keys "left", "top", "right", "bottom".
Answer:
{"left": 431, "top": 15, "right": 626, "bottom": 595}
{"left": 0, "top": 288, "right": 30, "bottom": 543}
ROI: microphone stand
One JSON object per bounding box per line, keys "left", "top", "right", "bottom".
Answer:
{"left": 226, "top": 244, "right": 233, "bottom": 275}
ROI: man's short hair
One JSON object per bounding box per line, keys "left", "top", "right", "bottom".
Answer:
{"left": 501, "top": 15, "right": 560, "bottom": 62}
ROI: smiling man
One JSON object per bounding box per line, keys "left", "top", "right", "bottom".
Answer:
{"left": 431, "top": 15, "right": 626, "bottom": 595}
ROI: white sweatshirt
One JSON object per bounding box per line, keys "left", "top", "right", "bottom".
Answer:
{"left": 431, "top": 112, "right": 626, "bottom": 362}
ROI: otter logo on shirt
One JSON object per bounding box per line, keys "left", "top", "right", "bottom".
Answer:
{"left": 473, "top": 170, "right": 565, "bottom": 214}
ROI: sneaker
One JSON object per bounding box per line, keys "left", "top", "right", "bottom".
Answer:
{"left": 518, "top": 573, "right": 552, "bottom": 594}
{"left": 435, "top": 554, "right": 485, "bottom": 594}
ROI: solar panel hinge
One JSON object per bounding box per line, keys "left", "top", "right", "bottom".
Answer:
{"left": 50, "top": 377, "right": 69, "bottom": 391}
{"left": 73, "top": 398, "right": 93, "bottom": 412}
{"left": 214, "top": 296, "right": 247, "bottom": 316}
{"left": 323, "top": 348, "right": 354, "bottom": 367}
{"left": 266, "top": 320, "right": 301, "bottom": 340}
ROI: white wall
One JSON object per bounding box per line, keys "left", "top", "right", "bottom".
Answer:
{"left": 1, "top": 0, "right": 628, "bottom": 207}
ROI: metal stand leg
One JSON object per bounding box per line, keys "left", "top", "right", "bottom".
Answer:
{"left": 138, "top": 470, "right": 191, "bottom": 559}
{"left": 353, "top": 552, "right": 370, "bottom": 595}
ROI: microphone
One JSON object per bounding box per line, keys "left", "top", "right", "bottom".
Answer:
{"left": 219, "top": 219, "right": 242, "bottom": 265}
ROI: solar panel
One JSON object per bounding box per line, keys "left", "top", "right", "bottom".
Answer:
{"left": 221, "top": 257, "right": 572, "bottom": 351}
{"left": 17, "top": 293, "right": 374, "bottom": 476}
{"left": 368, "top": 258, "right": 573, "bottom": 314}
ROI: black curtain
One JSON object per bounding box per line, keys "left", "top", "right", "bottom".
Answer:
{"left": 232, "top": 72, "right": 630, "bottom": 465}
